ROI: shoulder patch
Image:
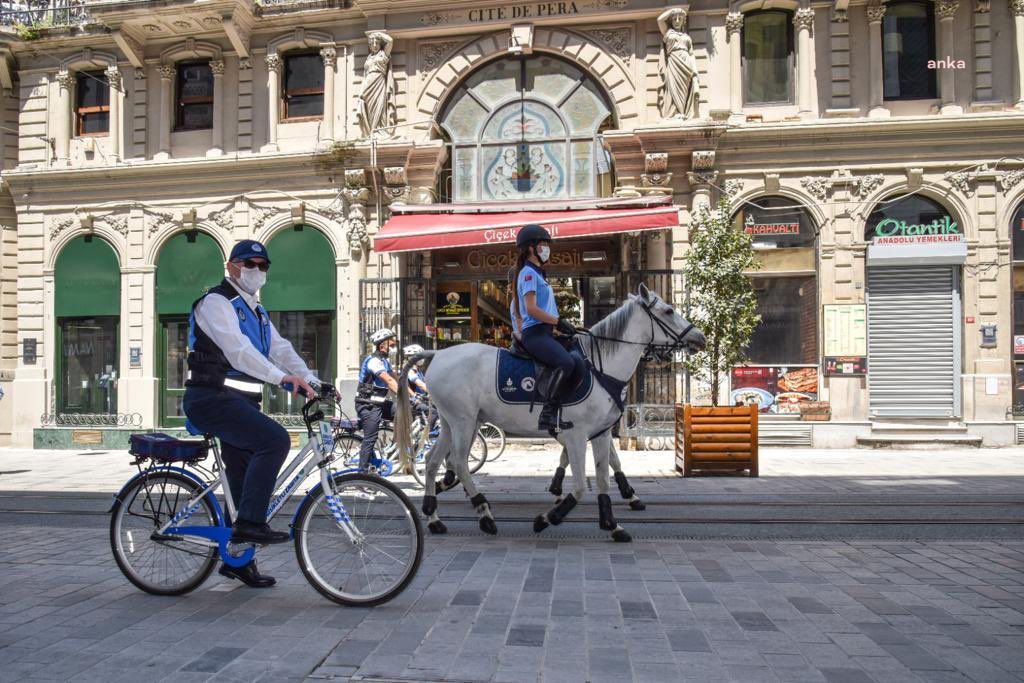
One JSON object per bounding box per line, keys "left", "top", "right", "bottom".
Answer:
{"left": 524, "top": 274, "right": 533, "bottom": 282}
{"left": 237, "top": 307, "right": 246, "bottom": 322}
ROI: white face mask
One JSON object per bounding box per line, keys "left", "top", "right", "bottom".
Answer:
{"left": 237, "top": 266, "right": 267, "bottom": 294}
{"left": 536, "top": 245, "right": 551, "bottom": 263}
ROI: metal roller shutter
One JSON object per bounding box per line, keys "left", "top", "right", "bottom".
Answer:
{"left": 867, "top": 266, "right": 960, "bottom": 418}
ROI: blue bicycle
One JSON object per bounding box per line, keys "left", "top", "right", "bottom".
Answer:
{"left": 108, "top": 385, "right": 423, "bottom": 606}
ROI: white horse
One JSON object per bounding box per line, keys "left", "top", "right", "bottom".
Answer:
{"left": 394, "top": 285, "right": 705, "bottom": 542}
{"left": 549, "top": 431, "right": 647, "bottom": 512}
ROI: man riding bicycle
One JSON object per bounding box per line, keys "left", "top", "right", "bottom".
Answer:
{"left": 182, "top": 239, "right": 321, "bottom": 589}
{"left": 355, "top": 329, "right": 399, "bottom": 471}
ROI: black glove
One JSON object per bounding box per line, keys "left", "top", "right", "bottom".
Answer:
{"left": 556, "top": 319, "right": 576, "bottom": 336}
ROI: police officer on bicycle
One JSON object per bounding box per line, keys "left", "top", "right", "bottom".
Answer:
{"left": 355, "top": 329, "right": 399, "bottom": 471}
{"left": 182, "top": 239, "right": 321, "bottom": 589}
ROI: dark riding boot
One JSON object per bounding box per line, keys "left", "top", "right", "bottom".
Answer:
{"left": 538, "top": 368, "right": 573, "bottom": 435}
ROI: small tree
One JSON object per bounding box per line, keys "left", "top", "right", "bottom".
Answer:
{"left": 681, "top": 197, "right": 761, "bottom": 406}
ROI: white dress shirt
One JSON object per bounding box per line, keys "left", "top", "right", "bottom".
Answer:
{"left": 193, "top": 278, "right": 318, "bottom": 387}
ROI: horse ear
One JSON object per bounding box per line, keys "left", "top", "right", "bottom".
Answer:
{"left": 637, "top": 283, "right": 652, "bottom": 303}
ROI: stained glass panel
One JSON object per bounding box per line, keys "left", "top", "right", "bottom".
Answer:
{"left": 454, "top": 146, "right": 477, "bottom": 201}
{"left": 525, "top": 56, "right": 582, "bottom": 102}
{"left": 571, "top": 141, "right": 594, "bottom": 197}
{"left": 465, "top": 60, "right": 521, "bottom": 106}
{"left": 481, "top": 142, "right": 566, "bottom": 200}
{"left": 442, "top": 92, "right": 489, "bottom": 142}
{"left": 482, "top": 101, "right": 565, "bottom": 142}
{"left": 562, "top": 81, "right": 610, "bottom": 135}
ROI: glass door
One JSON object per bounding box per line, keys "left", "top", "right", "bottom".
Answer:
{"left": 57, "top": 316, "right": 119, "bottom": 415}
{"left": 159, "top": 316, "right": 189, "bottom": 427}
{"left": 263, "top": 311, "right": 335, "bottom": 416}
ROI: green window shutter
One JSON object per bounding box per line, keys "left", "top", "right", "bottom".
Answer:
{"left": 261, "top": 227, "right": 336, "bottom": 312}
{"left": 55, "top": 237, "right": 121, "bottom": 318}
{"left": 156, "top": 232, "right": 225, "bottom": 315}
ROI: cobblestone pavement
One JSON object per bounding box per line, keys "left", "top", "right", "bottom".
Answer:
{"left": 1, "top": 445, "right": 1023, "bottom": 682}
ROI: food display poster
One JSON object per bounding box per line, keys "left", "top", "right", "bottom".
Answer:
{"left": 823, "top": 304, "right": 867, "bottom": 357}
{"left": 730, "top": 365, "right": 819, "bottom": 414}
{"left": 436, "top": 289, "right": 471, "bottom": 317}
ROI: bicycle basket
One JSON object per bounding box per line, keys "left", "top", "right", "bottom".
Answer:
{"left": 129, "top": 433, "right": 209, "bottom": 463}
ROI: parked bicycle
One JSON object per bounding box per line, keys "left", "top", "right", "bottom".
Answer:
{"left": 109, "top": 384, "right": 423, "bottom": 606}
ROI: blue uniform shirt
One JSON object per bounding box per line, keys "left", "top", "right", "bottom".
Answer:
{"left": 360, "top": 353, "right": 393, "bottom": 389}
{"left": 517, "top": 262, "right": 558, "bottom": 331}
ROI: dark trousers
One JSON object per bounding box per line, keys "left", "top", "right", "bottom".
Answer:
{"left": 522, "top": 324, "right": 585, "bottom": 391}
{"left": 182, "top": 386, "right": 290, "bottom": 525}
{"left": 356, "top": 401, "right": 383, "bottom": 471}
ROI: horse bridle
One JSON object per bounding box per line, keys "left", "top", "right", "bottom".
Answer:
{"left": 579, "top": 298, "right": 698, "bottom": 376}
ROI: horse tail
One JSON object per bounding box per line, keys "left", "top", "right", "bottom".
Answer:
{"left": 394, "top": 351, "right": 437, "bottom": 471}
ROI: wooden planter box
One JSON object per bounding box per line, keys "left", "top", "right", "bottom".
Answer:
{"left": 675, "top": 404, "right": 759, "bottom": 477}
{"left": 800, "top": 401, "right": 831, "bottom": 422}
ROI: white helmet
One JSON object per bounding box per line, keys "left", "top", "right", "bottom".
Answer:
{"left": 370, "top": 328, "right": 396, "bottom": 346}
{"left": 403, "top": 344, "right": 424, "bottom": 357}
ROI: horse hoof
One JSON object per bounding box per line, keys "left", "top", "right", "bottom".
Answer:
{"left": 629, "top": 500, "right": 646, "bottom": 511}
{"left": 533, "top": 515, "right": 549, "bottom": 533}
{"left": 428, "top": 521, "right": 448, "bottom": 535}
{"left": 479, "top": 517, "right": 498, "bottom": 535}
{"left": 612, "top": 529, "right": 632, "bottom": 543}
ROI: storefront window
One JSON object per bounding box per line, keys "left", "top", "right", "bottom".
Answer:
{"left": 439, "top": 55, "right": 613, "bottom": 202}
{"left": 747, "top": 276, "right": 817, "bottom": 365}
{"left": 1011, "top": 201, "right": 1024, "bottom": 413}
{"left": 865, "top": 194, "right": 959, "bottom": 241}
{"left": 55, "top": 236, "right": 120, "bottom": 415}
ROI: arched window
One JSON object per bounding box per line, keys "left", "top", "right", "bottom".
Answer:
{"left": 882, "top": 1, "right": 937, "bottom": 100}
{"left": 439, "top": 54, "right": 613, "bottom": 202}
{"left": 55, "top": 236, "right": 120, "bottom": 415}
{"left": 865, "top": 194, "right": 957, "bottom": 240}
{"left": 156, "top": 231, "right": 224, "bottom": 426}
{"left": 742, "top": 10, "right": 794, "bottom": 105}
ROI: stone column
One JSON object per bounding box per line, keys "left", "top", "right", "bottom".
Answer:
{"left": 320, "top": 45, "right": 337, "bottom": 144}
{"left": 867, "top": 1, "right": 889, "bottom": 117}
{"left": 341, "top": 180, "right": 371, "bottom": 378}
{"left": 54, "top": 70, "right": 74, "bottom": 166}
{"left": 1013, "top": 0, "right": 1024, "bottom": 109}
{"left": 105, "top": 65, "right": 122, "bottom": 161}
{"left": 209, "top": 60, "right": 225, "bottom": 156}
{"left": 263, "top": 54, "right": 281, "bottom": 152}
{"left": 726, "top": 12, "right": 744, "bottom": 121}
{"left": 794, "top": 8, "right": 815, "bottom": 116}
{"left": 937, "top": 0, "right": 962, "bottom": 114}
{"left": 687, "top": 170, "right": 718, "bottom": 217}
{"left": 156, "top": 64, "right": 175, "bottom": 160}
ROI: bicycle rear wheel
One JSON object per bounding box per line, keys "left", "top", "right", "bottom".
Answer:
{"left": 467, "top": 430, "right": 488, "bottom": 474}
{"left": 109, "top": 470, "right": 219, "bottom": 596}
{"left": 478, "top": 423, "right": 507, "bottom": 461}
{"left": 294, "top": 472, "right": 423, "bottom": 606}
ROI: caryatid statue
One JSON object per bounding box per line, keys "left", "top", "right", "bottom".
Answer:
{"left": 657, "top": 7, "right": 699, "bottom": 120}
{"left": 357, "top": 31, "right": 397, "bottom": 138}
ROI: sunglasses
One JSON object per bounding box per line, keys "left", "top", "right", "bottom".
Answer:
{"left": 236, "top": 259, "right": 270, "bottom": 272}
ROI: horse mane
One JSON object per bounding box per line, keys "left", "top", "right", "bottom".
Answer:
{"left": 590, "top": 296, "right": 639, "bottom": 342}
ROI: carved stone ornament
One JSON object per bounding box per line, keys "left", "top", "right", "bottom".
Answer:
{"left": 48, "top": 215, "right": 76, "bottom": 240}
{"left": 725, "top": 12, "right": 744, "bottom": 36}
{"left": 975, "top": 0, "right": 991, "bottom": 12}
{"left": 135, "top": 67, "right": 146, "bottom": 80}
{"left": 102, "top": 214, "right": 128, "bottom": 236}
{"left": 582, "top": 0, "right": 627, "bottom": 8}
{"left": 658, "top": 8, "right": 699, "bottom": 120}
{"left": 935, "top": 0, "right": 959, "bottom": 20}
{"left": 690, "top": 151, "right": 713, "bottom": 171}
{"left": 866, "top": 1, "right": 886, "bottom": 23}
{"left": 723, "top": 179, "right": 744, "bottom": 197}
{"left": 764, "top": 172, "right": 781, "bottom": 193}
{"left": 800, "top": 175, "right": 830, "bottom": 202}
{"left": 832, "top": 8, "right": 848, "bottom": 22}
{"left": 383, "top": 166, "right": 407, "bottom": 186}
{"left": 1012, "top": 0, "right": 1024, "bottom": 16}
{"left": 687, "top": 171, "right": 718, "bottom": 186}
{"left": 145, "top": 208, "right": 178, "bottom": 236}
{"left": 320, "top": 46, "right": 337, "bottom": 68}
{"left": 588, "top": 28, "right": 632, "bottom": 61}
{"left": 944, "top": 169, "right": 976, "bottom": 196}
{"left": 157, "top": 64, "right": 176, "bottom": 80}
{"left": 249, "top": 205, "right": 277, "bottom": 233}
{"left": 794, "top": 8, "right": 815, "bottom": 31}
{"left": 345, "top": 168, "right": 368, "bottom": 188}
{"left": 209, "top": 60, "right": 225, "bottom": 76}
{"left": 852, "top": 173, "right": 884, "bottom": 199}
{"left": 419, "top": 12, "right": 458, "bottom": 25}
{"left": 999, "top": 169, "right": 1024, "bottom": 192}
{"left": 104, "top": 66, "right": 123, "bottom": 91}
{"left": 358, "top": 32, "right": 397, "bottom": 139}
{"left": 641, "top": 173, "right": 673, "bottom": 191}
{"left": 265, "top": 53, "right": 282, "bottom": 74}
{"left": 239, "top": 57, "right": 253, "bottom": 70}
{"left": 205, "top": 204, "right": 234, "bottom": 232}
{"left": 421, "top": 42, "right": 460, "bottom": 74}
{"left": 344, "top": 201, "right": 369, "bottom": 253}
{"left": 201, "top": 16, "right": 223, "bottom": 27}
{"left": 56, "top": 70, "right": 75, "bottom": 90}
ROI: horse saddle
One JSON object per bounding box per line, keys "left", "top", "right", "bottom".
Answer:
{"left": 496, "top": 338, "right": 592, "bottom": 406}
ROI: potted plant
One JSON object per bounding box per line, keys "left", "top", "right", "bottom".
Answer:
{"left": 676, "top": 197, "right": 762, "bottom": 476}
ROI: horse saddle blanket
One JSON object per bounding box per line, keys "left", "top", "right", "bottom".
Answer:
{"left": 495, "top": 348, "right": 592, "bottom": 406}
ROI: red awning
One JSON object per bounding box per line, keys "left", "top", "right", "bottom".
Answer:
{"left": 373, "top": 205, "right": 680, "bottom": 253}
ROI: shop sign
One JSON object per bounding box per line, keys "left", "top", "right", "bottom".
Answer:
{"left": 22, "top": 338, "right": 36, "bottom": 365}
{"left": 129, "top": 347, "right": 142, "bottom": 369}
{"left": 1014, "top": 335, "right": 1024, "bottom": 355}
{"left": 824, "top": 356, "right": 867, "bottom": 376}
{"left": 437, "top": 289, "right": 471, "bottom": 317}
{"left": 729, "top": 366, "right": 819, "bottom": 414}
{"left": 468, "top": 2, "right": 579, "bottom": 22}
{"left": 871, "top": 216, "right": 964, "bottom": 246}
{"left": 438, "top": 241, "right": 613, "bottom": 275}
{"left": 743, "top": 214, "right": 800, "bottom": 236}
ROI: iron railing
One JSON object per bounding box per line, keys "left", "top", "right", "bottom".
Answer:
{"left": 40, "top": 412, "right": 143, "bottom": 427}
{"left": 620, "top": 403, "right": 675, "bottom": 451}
{"left": 0, "top": 0, "right": 92, "bottom": 28}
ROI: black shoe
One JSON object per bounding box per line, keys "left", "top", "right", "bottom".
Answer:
{"left": 219, "top": 560, "right": 276, "bottom": 588}
{"left": 538, "top": 403, "right": 573, "bottom": 435}
{"left": 230, "top": 520, "right": 290, "bottom": 545}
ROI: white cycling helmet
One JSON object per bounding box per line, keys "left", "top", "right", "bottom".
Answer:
{"left": 370, "top": 328, "right": 396, "bottom": 346}
{"left": 403, "top": 344, "right": 424, "bottom": 357}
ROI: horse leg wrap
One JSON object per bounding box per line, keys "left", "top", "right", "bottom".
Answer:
{"left": 422, "top": 495, "right": 437, "bottom": 517}
{"left": 547, "top": 493, "right": 577, "bottom": 526}
{"left": 629, "top": 498, "right": 646, "bottom": 511}
{"left": 614, "top": 471, "right": 635, "bottom": 499}
{"left": 597, "top": 493, "right": 617, "bottom": 531}
{"left": 440, "top": 470, "right": 458, "bottom": 492}
{"left": 548, "top": 467, "right": 565, "bottom": 497}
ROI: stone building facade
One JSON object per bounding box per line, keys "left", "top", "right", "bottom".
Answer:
{"left": 0, "top": 0, "right": 1021, "bottom": 447}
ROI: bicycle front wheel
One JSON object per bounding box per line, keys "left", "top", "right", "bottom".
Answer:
{"left": 294, "top": 473, "right": 423, "bottom": 606}
{"left": 109, "top": 470, "right": 219, "bottom": 596}
{"left": 478, "top": 423, "right": 507, "bottom": 461}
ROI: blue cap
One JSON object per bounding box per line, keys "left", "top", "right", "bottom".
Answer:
{"left": 229, "top": 239, "right": 271, "bottom": 264}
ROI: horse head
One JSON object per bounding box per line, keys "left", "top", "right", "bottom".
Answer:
{"left": 631, "top": 283, "right": 706, "bottom": 360}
